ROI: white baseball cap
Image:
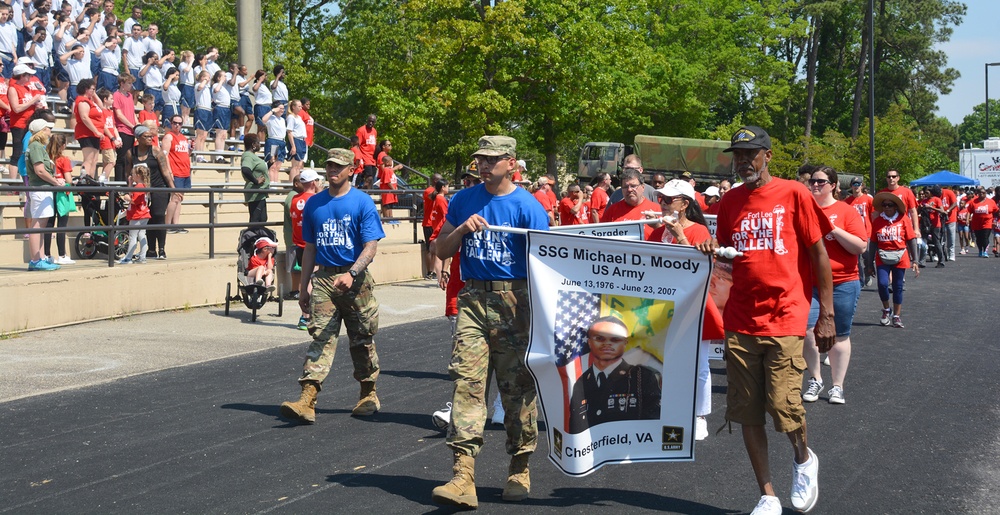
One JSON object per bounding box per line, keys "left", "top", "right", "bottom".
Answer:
{"left": 656, "top": 179, "right": 696, "bottom": 201}
{"left": 298, "top": 169, "right": 320, "bottom": 183}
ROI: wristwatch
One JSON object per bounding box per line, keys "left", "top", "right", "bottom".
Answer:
{"left": 348, "top": 269, "right": 358, "bottom": 279}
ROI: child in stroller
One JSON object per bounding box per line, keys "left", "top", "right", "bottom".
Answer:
{"left": 75, "top": 174, "right": 130, "bottom": 259}
{"left": 248, "top": 236, "right": 278, "bottom": 288}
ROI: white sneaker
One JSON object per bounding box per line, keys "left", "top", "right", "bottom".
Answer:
{"left": 431, "top": 402, "right": 451, "bottom": 430}
{"left": 802, "top": 378, "right": 824, "bottom": 402}
{"left": 790, "top": 448, "right": 819, "bottom": 512}
{"left": 823, "top": 354, "right": 830, "bottom": 366}
{"left": 828, "top": 385, "right": 845, "bottom": 404}
{"left": 491, "top": 393, "right": 505, "bottom": 427}
{"left": 56, "top": 255, "right": 75, "bottom": 265}
{"left": 695, "top": 416, "right": 709, "bottom": 441}
{"left": 750, "top": 495, "right": 782, "bottom": 515}
{"left": 45, "top": 255, "right": 55, "bottom": 264}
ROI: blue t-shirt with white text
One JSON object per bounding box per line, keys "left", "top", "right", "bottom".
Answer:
{"left": 445, "top": 184, "right": 548, "bottom": 281}
{"left": 302, "top": 188, "right": 385, "bottom": 267}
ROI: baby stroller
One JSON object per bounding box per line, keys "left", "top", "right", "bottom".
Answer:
{"left": 224, "top": 227, "right": 283, "bottom": 322}
{"left": 74, "top": 175, "right": 130, "bottom": 259}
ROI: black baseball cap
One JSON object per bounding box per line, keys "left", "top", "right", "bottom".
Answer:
{"left": 724, "top": 126, "right": 771, "bottom": 153}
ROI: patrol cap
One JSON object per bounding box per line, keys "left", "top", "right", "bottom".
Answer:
{"left": 680, "top": 171, "right": 694, "bottom": 180}
{"left": 471, "top": 135, "right": 516, "bottom": 158}
{"left": 724, "top": 125, "right": 771, "bottom": 153}
{"left": 326, "top": 148, "right": 354, "bottom": 166}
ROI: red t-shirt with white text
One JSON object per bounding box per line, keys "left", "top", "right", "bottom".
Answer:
{"left": 871, "top": 213, "right": 914, "bottom": 269}
{"left": 820, "top": 201, "right": 866, "bottom": 284}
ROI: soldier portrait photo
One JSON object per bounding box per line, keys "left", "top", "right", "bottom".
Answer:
{"left": 567, "top": 316, "right": 662, "bottom": 434}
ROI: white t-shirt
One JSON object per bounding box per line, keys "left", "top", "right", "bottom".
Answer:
{"left": 85, "top": 20, "right": 105, "bottom": 53}
{"left": 286, "top": 113, "right": 306, "bottom": 139}
{"left": 0, "top": 21, "right": 17, "bottom": 55}
{"left": 99, "top": 45, "right": 120, "bottom": 74}
{"left": 195, "top": 81, "right": 212, "bottom": 110}
{"left": 271, "top": 79, "right": 288, "bottom": 102}
{"left": 123, "top": 16, "right": 139, "bottom": 35}
{"left": 265, "top": 113, "right": 286, "bottom": 140}
{"left": 178, "top": 61, "right": 193, "bottom": 85}
{"left": 204, "top": 60, "right": 220, "bottom": 77}
{"left": 144, "top": 37, "right": 162, "bottom": 59}
{"left": 122, "top": 36, "right": 145, "bottom": 69}
{"left": 26, "top": 38, "right": 52, "bottom": 68}
{"left": 211, "top": 81, "right": 230, "bottom": 106}
{"left": 143, "top": 64, "right": 163, "bottom": 89}
{"left": 66, "top": 52, "right": 93, "bottom": 84}
{"left": 164, "top": 83, "right": 180, "bottom": 105}
{"left": 225, "top": 72, "right": 242, "bottom": 100}
{"left": 254, "top": 83, "right": 271, "bottom": 106}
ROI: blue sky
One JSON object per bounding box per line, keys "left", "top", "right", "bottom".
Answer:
{"left": 935, "top": 0, "right": 999, "bottom": 126}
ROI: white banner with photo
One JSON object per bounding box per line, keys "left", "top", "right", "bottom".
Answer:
{"left": 525, "top": 230, "right": 712, "bottom": 476}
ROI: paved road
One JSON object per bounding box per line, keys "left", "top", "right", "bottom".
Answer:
{"left": 2, "top": 257, "right": 998, "bottom": 514}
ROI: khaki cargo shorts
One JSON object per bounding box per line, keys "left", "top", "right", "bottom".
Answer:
{"left": 724, "top": 332, "right": 807, "bottom": 432}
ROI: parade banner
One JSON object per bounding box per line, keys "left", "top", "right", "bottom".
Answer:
{"left": 525, "top": 230, "right": 712, "bottom": 476}
{"left": 548, "top": 220, "right": 646, "bottom": 241}
{"left": 702, "top": 214, "right": 726, "bottom": 360}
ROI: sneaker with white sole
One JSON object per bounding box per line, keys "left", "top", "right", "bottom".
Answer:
{"left": 56, "top": 255, "right": 75, "bottom": 265}
{"left": 828, "top": 385, "right": 845, "bottom": 404}
{"left": 491, "top": 393, "right": 505, "bottom": 427}
{"left": 822, "top": 354, "right": 830, "bottom": 366}
{"left": 892, "top": 315, "right": 904, "bottom": 328}
{"left": 879, "top": 308, "right": 891, "bottom": 326}
{"left": 431, "top": 402, "right": 452, "bottom": 430}
{"left": 751, "top": 495, "right": 782, "bottom": 515}
{"left": 790, "top": 448, "right": 819, "bottom": 512}
{"left": 695, "top": 416, "right": 709, "bottom": 441}
{"left": 802, "top": 377, "right": 824, "bottom": 402}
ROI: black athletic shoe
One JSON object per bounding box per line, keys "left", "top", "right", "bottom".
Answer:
{"left": 158, "top": 250, "right": 166, "bottom": 260}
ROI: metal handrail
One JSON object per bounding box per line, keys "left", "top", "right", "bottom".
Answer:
{"left": 312, "top": 121, "right": 429, "bottom": 183}
{"left": 1, "top": 183, "right": 423, "bottom": 267}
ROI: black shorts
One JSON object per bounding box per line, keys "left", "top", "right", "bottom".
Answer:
{"left": 293, "top": 245, "right": 304, "bottom": 268}
{"left": 78, "top": 137, "right": 101, "bottom": 149}
{"left": 363, "top": 165, "right": 377, "bottom": 184}
{"left": 423, "top": 226, "right": 433, "bottom": 243}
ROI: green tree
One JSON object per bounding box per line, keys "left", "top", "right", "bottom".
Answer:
{"left": 957, "top": 100, "right": 1000, "bottom": 147}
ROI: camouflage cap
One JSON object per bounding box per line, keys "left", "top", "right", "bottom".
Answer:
{"left": 326, "top": 148, "right": 354, "bottom": 166}
{"left": 471, "top": 135, "right": 516, "bottom": 158}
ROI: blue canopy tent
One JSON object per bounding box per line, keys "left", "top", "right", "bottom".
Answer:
{"left": 910, "top": 170, "right": 979, "bottom": 187}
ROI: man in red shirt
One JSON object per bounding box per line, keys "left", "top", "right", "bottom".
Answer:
{"left": 288, "top": 168, "right": 322, "bottom": 329}
{"left": 844, "top": 178, "right": 874, "bottom": 282}
{"left": 355, "top": 114, "right": 377, "bottom": 188}
{"left": 918, "top": 188, "right": 947, "bottom": 267}
{"left": 697, "top": 125, "right": 834, "bottom": 515}
{"left": 422, "top": 173, "right": 443, "bottom": 279}
{"left": 879, "top": 169, "right": 920, "bottom": 240}
{"left": 162, "top": 114, "right": 191, "bottom": 234}
{"left": 300, "top": 98, "right": 314, "bottom": 163}
{"left": 558, "top": 183, "right": 589, "bottom": 225}
{"left": 589, "top": 172, "right": 612, "bottom": 221}
{"left": 532, "top": 176, "right": 555, "bottom": 225}
{"left": 939, "top": 186, "right": 958, "bottom": 260}
{"left": 600, "top": 168, "right": 660, "bottom": 239}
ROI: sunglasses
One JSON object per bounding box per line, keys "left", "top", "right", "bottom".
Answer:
{"left": 659, "top": 196, "right": 682, "bottom": 204}
{"left": 882, "top": 202, "right": 897, "bottom": 208}
{"left": 807, "top": 179, "right": 829, "bottom": 186}
{"left": 475, "top": 155, "right": 507, "bottom": 166}
{"left": 886, "top": 175, "right": 899, "bottom": 179}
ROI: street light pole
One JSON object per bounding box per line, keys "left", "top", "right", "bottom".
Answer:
{"left": 868, "top": 0, "right": 876, "bottom": 189}
{"left": 987, "top": 63, "right": 1000, "bottom": 143}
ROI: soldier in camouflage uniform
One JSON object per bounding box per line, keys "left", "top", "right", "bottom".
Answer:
{"left": 279, "top": 148, "right": 385, "bottom": 424}
{"left": 430, "top": 136, "right": 549, "bottom": 509}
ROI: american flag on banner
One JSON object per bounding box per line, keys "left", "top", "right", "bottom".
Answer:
{"left": 554, "top": 290, "right": 602, "bottom": 431}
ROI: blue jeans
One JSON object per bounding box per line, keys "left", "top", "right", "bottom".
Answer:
{"left": 876, "top": 265, "right": 905, "bottom": 306}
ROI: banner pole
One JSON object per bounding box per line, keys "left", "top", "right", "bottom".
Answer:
{"left": 485, "top": 219, "right": 662, "bottom": 235}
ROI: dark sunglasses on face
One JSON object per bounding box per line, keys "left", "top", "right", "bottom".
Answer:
{"left": 807, "top": 179, "right": 829, "bottom": 186}
{"left": 882, "top": 203, "right": 896, "bottom": 208}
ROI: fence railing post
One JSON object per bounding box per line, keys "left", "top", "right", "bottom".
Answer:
{"left": 209, "top": 190, "right": 216, "bottom": 259}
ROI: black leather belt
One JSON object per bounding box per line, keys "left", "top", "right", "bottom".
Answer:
{"left": 316, "top": 264, "right": 353, "bottom": 274}
{"left": 466, "top": 279, "right": 527, "bottom": 292}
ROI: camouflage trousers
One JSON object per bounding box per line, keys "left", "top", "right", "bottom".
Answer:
{"left": 447, "top": 285, "right": 537, "bottom": 458}
{"left": 299, "top": 268, "right": 380, "bottom": 389}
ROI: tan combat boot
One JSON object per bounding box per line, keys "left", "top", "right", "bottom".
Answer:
{"left": 351, "top": 381, "right": 380, "bottom": 416}
{"left": 502, "top": 453, "right": 530, "bottom": 502}
{"left": 279, "top": 381, "right": 319, "bottom": 424}
{"left": 431, "top": 451, "right": 477, "bottom": 509}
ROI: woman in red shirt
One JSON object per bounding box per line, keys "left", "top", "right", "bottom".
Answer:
{"left": 378, "top": 154, "right": 399, "bottom": 224}
{"left": 966, "top": 187, "right": 998, "bottom": 257}
{"left": 73, "top": 79, "right": 104, "bottom": 178}
{"left": 801, "top": 167, "right": 867, "bottom": 404}
{"left": 646, "top": 179, "right": 722, "bottom": 441}
{"left": 871, "top": 191, "right": 920, "bottom": 328}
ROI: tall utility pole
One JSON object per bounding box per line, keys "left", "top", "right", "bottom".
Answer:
{"left": 987, "top": 63, "right": 1000, "bottom": 143}
{"left": 868, "top": 0, "right": 876, "bottom": 189}
{"left": 237, "top": 0, "right": 263, "bottom": 72}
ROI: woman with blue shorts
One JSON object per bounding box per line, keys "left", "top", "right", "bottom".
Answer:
{"left": 210, "top": 70, "right": 231, "bottom": 160}
{"left": 801, "top": 166, "right": 869, "bottom": 405}
{"left": 178, "top": 51, "right": 195, "bottom": 124}
{"left": 192, "top": 70, "right": 212, "bottom": 159}
{"left": 251, "top": 69, "right": 271, "bottom": 140}
{"left": 162, "top": 68, "right": 181, "bottom": 127}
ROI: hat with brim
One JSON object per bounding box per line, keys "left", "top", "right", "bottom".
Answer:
{"left": 873, "top": 191, "right": 905, "bottom": 215}
{"left": 298, "top": 169, "right": 320, "bottom": 183}
{"left": 28, "top": 119, "right": 54, "bottom": 133}
{"left": 656, "top": 179, "right": 696, "bottom": 201}
{"left": 325, "top": 148, "right": 354, "bottom": 166}
{"left": 703, "top": 186, "right": 720, "bottom": 197}
{"left": 254, "top": 237, "right": 278, "bottom": 250}
{"left": 724, "top": 125, "right": 771, "bottom": 153}
{"left": 471, "top": 135, "right": 516, "bottom": 158}
{"left": 12, "top": 63, "right": 34, "bottom": 76}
